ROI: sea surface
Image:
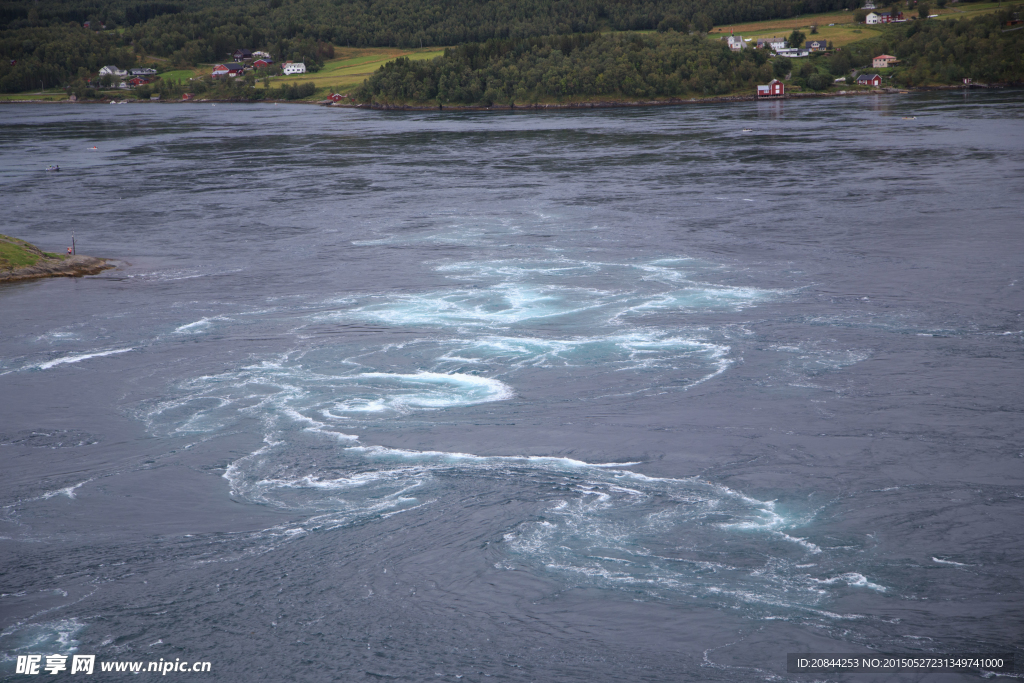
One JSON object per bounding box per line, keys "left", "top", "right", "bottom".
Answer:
{"left": 0, "top": 93, "right": 1022, "bottom": 682}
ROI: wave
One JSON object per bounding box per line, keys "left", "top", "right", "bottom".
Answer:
{"left": 36, "top": 348, "right": 133, "bottom": 370}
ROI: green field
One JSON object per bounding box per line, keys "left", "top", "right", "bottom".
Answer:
{"left": 158, "top": 69, "right": 203, "bottom": 82}
{"left": 256, "top": 47, "right": 447, "bottom": 94}
{"left": 0, "top": 89, "right": 68, "bottom": 101}
{"left": 709, "top": 2, "right": 1009, "bottom": 47}
{"left": 0, "top": 234, "right": 65, "bottom": 270}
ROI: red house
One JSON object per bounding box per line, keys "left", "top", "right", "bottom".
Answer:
{"left": 128, "top": 77, "right": 150, "bottom": 87}
{"left": 756, "top": 79, "right": 785, "bottom": 98}
{"left": 212, "top": 63, "right": 244, "bottom": 78}
{"left": 857, "top": 73, "right": 883, "bottom": 87}
{"left": 253, "top": 59, "right": 273, "bottom": 69}
{"left": 328, "top": 93, "right": 346, "bottom": 102}
{"left": 182, "top": 93, "right": 195, "bottom": 101}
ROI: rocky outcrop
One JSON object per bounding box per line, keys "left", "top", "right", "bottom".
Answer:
{"left": 0, "top": 235, "right": 113, "bottom": 284}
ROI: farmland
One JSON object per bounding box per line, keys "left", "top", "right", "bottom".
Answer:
{"left": 253, "top": 47, "right": 447, "bottom": 94}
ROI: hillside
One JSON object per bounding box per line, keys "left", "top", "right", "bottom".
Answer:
{"left": 355, "top": 7, "right": 1024, "bottom": 105}
{"left": 1, "top": 0, "right": 856, "bottom": 92}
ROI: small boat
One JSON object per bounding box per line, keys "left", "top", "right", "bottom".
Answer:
{"left": 901, "top": 116, "right": 917, "bottom": 120}
{"left": 45, "top": 165, "right": 60, "bottom": 172}
{"left": 742, "top": 128, "right": 754, "bottom": 132}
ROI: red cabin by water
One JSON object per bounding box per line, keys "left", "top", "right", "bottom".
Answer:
{"left": 757, "top": 79, "right": 785, "bottom": 98}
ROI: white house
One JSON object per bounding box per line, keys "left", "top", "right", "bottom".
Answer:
{"left": 756, "top": 36, "right": 787, "bottom": 51}
{"left": 99, "top": 65, "right": 127, "bottom": 78}
{"left": 865, "top": 12, "right": 881, "bottom": 24}
{"left": 130, "top": 67, "right": 157, "bottom": 76}
{"left": 253, "top": 51, "right": 271, "bottom": 59}
{"left": 726, "top": 35, "right": 745, "bottom": 51}
{"left": 282, "top": 62, "right": 307, "bottom": 75}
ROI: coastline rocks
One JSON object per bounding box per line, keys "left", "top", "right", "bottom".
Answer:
{"left": 0, "top": 235, "right": 112, "bottom": 284}
{"left": 0, "top": 254, "right": 112, "bottom": 283}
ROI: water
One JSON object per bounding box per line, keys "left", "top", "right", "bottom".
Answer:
{"left": 1, "top": 93, "right": 1022, "bottom": 681}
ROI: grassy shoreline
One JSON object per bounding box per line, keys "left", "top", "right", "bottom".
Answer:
{"left": 0, "top": 234, "right": 111, "bottom": 283}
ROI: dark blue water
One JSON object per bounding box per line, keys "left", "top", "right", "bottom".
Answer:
{"left": 1, "top": 93, "right": 1022, "bottom": 681}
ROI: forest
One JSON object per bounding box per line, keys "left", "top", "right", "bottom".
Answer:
{"left": 357, "top": 8, "right": 1024, "bottom": 104}
{"left": 0, "top": 0, "right": 1019, "bottom": 95}
{"left": 817, "top": 8, "right": 1024, "bottom": 86}
{"left": 0, "top": 0, "right": 859, "bottom": 91}
{"left": 355, "top": 32, "right": 774, "bottom": 104}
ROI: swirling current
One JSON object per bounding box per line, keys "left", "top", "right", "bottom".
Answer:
{"left": 1, "top": 93, "right": 1022, "bottom": 681}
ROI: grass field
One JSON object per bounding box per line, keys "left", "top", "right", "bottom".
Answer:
{"left": 0, "top": 90, "right": 68, "bottom": 101}
{"left": 0, "top": 234, "right": 66, "bottom": 269}
{"left": 710, "top": 2, "right": 1009, "bottom": 47}
{"left": 158, "top": 69, "right": 203, "bottom": 82}
{"left": 255, "top": 47, "right": 447, "bottom": 94}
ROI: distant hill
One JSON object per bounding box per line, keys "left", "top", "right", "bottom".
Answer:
{"left": 358, "top": 8, "right": 1024, "bottom": 104}
{"left": 2, "top": 0, "right": 857, "bottom": 92}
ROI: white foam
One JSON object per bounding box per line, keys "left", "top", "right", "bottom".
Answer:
{"left": 435, "top": 258, "right": 602, "bottom": 281}
{"left": 41, "top": 480, "right": 91, "bottom": 500}
{"left": 351, "top": 444, "right": 639, "bottom": 469}
{"left": 37, "top": 348, "right": 133, "bottom": 370}
{"left": 436, "top": 332, "right": 731, "bottom": 381}
{"left": 773, "top": 531, "right": 822, "bottom": 554}
{"left": 629, "top": 285, "right": 777, "bottom": 314}
{"left": 932, "top": 557, "right": 971, "bottom": 567}
{"left": 0, "top": 618, "right": 85, "bottom": 656}
{"left": 353, "top": 372, "right": 514, "bottom": 408}
{"left": 812, "top": 572, "right": 887, "bottom": 592}
{"left": 341, "top": 283, "right": 603, "bottom": 328}
{"left": 173, "top": 316, "right": 230, "bottom": 334}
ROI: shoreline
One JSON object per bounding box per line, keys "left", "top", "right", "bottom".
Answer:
{"left": 339, "top": 83, "right": 1015, "bottom": 111}
{"left": 0, "top": 255, "right": 113, "bottom": 284}
{"left": 0, "top": 83, "right": 1015, "bottom": 110}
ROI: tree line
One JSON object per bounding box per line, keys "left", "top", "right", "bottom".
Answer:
{"left": 0, "top": 25, "right": 135, "bottom": 92}
{"left": 355, "top": 31, "right": 775, "bottom": 105}
{"left": 357, "top": 7, "right": 1024, "bottom": 104}
{"left": 0, "top": 0, "right": 858, "bottom": 92}
{"left": 785, "top": 7, "right": 1024, "bottom": 88}
{"left": 1, "top": 0, "right": 1018, "bottom": 95}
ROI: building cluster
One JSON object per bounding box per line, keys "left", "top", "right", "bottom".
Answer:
{"left": 755, "top": 52, "right": 896, "bottom": 97}
{"left": 866, "top": 11, "right": 906, "bottom": 23}
{"left": 95, "top": 66, "right": 157, "bottom": 89}
{"left": 727, "top": 34, "right": 833, "bottom": 58}
{"left": 211, "top": 49, "right": 306, "bottom": 79}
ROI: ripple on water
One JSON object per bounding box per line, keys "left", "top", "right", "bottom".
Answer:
{"left": 217, "top": 444, "right": 882, "bottom": 619}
